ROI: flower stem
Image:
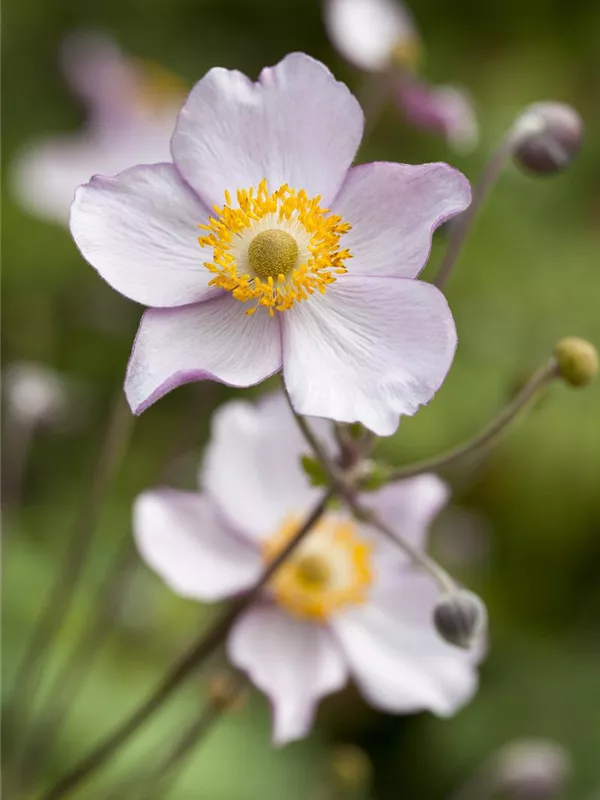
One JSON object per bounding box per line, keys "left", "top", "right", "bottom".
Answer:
{"left": 348, "top": 498, "right": 457, "bottom": 594}
{"left": 434, "top": 130, "right": 517, "bottom": 290}
{"left": 6, "top": 390, "right": 134, "bottom": 790}
{"left": 37, "top": 491, "right": 332, "bottom": 800}
{"left": 386, "top": 359, "right": 558, "bottom": 483}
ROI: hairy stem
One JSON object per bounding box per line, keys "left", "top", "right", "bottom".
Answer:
{"left": 386, "top": 359, "right": 558, "bottom": 483}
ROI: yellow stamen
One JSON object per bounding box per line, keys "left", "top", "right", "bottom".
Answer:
{"left": 263, "top": 515, "right": 373, "bottom": 621}
{"left": 198, "top": 179, "right": 352, "bottom": 316}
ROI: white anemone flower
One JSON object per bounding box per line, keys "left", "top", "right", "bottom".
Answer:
{"left": 134, "top": 393, "right": 482, "bottom": 745}
{"left": 11, "top": 31, "right": 183, "bottom": 226}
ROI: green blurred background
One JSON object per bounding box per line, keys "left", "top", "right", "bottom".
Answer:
{"left": 2, "top": 0, "right": 600, "bottom": 797}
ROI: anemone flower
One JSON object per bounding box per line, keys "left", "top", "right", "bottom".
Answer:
{"left": 324, "top": 0, "right": 478, "bottom": 152}
{"left": 71, "top": 53, "right": 470, "bottom": 434}
{"left": 12, "top": 31, "right": 183, "bottom": 226}
{"left": 134, "top": 392, "right": 481, "bottom": 745}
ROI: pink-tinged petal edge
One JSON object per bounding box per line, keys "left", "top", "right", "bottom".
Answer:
{"left": 282, "top": 275, "right": 457, "bottom": 436}
{"left": 171, "top": 53, "right": 364, "bottom": 209}
{"left": 133, "top": 489, "right": 261, "bottom": 601}
{"left": 125, "top": 295, "right": 283, "bottom": 414}
{"left": 332, "top": 161, "right": 471, "bottom": 279}
{"left": 228, "top": 604, "right": 349, "bottom": 745}
{"left": 70, "top": 163, "right": 218, "bottom": 308}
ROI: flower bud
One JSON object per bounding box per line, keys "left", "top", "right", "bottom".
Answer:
{"left": 433, "top": 589, "right": 486, "bottom": 649}
{"left": 330, "top": 744, "right": 372, "bottom": 795}
{"left": 208, "top": 672, "right": 245, "bottom": 711}
{"left": 512, "top": 102, "right": 583, "bottom": 175}
{"left": 492, "top": 738, "right": 571, "bottom": 799}
{"left": 554, "top": 337, "right": 598, "bottom": 387}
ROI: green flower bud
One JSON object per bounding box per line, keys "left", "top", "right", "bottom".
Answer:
{"left": 300, "top": 454, "right": 329, "bottom": 487}
{"left": 554, "top": 337, "right": 598, "bottom": 387}
{"left": 433, "top": 589, "right": 487, "bottom": 649}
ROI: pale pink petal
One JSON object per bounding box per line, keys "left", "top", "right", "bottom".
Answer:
{"left": 171, "top": 53, "right": 363, "bottom": 208}
{"left": 228, "top": 604, "right": 348, "bottom": 745}
{"left": 282, "top": 276, "right": 457, "bottom": 436}
{"left": 133, "top": 489, "right": 261, "bottom": 601}
{"left": 324, "top": 0, "right": 417, "bottom": 72}
{"left": 364, "top": 474, "right": 449, "bottom": 554}
{"left": 332, "top": 162, "right": 471, "bottom": 279}
{"left": 331, "top": 572, "right": 479, "bottom": 716}
{"left": 201, "top": 393, "right": 332, "bottom": 542}
{"left": 396, "top": 78, "right": 479, "bottom": 153}
{"left": 70, "top": 163, "right": 216, "bottom": 307}
{"left": 125, "top": 295, "right": 282, "bottom": 414}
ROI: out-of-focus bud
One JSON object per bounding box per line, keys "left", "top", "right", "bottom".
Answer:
{"left": 208, "top": 672, "right": 245, "bottom": 712}
{"left": 492, "top": 738, "right": 571, "bottom": 799}
{"left": 433, "top": 589, "right": 487, "bottom": 649}
{"left": 3, "top": 362, "right": 68, "bottom": 427}
{"left": 512, "top": 102, "right": 583, "bottom": 175}
{"left": 554, "top": 337, "right": 598, "bottom": 387}
{"left": 330, "top": 744, "right": 373, "bottom": 796}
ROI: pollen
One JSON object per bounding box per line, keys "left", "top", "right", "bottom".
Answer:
{"left": 198, "top": 179, "right": 352, "bottom": 316}
{"left": 263, "top": 515, "right": 373, "bottom": 621}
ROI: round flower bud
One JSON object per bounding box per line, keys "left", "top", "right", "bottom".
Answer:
{"left": 554, "top": 337, "right": 598, "bottom": 387}
{"left": 433, "top": 589, "right": 486, "bottom": 649}
{"left": 492, "top": 738, "right": 571, "bottom": 799}
{"left": 330, "top": 744, "right": 372, "bottom": 794}
{"left": 512, "top": 102, "right": 583, "bottom": 175}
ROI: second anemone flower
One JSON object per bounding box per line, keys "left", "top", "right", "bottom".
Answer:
{"left": 71, "top": 53, "right": 470, "bottom": 435}
{"left": 134, "top": 393, "right": 481, "bottom": 745}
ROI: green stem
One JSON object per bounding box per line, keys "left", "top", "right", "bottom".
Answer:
{"left": 386, "top": 359, "right": 558, "bottom": 483}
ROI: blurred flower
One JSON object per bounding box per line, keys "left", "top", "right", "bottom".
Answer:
{"left": 3, "top": 361, "right": 69, "bottom": 428}
{"left": 323, "top": 0, "right": 478, "bottom": 151}
{"left": 133, "top": 393, "right": 482, "bottom": 745}
{"left": 395, "top": 79, "right": 478, "bottom": 154}
{"left": 491, "top": 738, "right": 571, "bottom": 799}
{"left": 71, "top": 53, "right": 469, "bottom": 435}
{"left": 12, "top": 31, "right": 183, "bottom": 226}
{"left": 324, "top": 0, "right": 419, "bottom": 73}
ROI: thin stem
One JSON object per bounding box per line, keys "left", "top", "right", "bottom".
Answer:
{"left": 37, "top": 491, "right": 332, "bottom": 800}
{"left": 141, "top": 676, "right": 247, "bottom": 800}
{"left": 280, "top": 376, "right": 339, "bottom": 478}
{"left": 6, "top": 391, "right": 134, "bottom": 786}
{"left": 347, "top": 497, "right": 457, "bottom": 594}
{"left": 386, "top": 359, "right": 558, "bottom": 483}
{"left": 17, "top": 537, "right": 137, "bottom": 792}
{"left": 434, "top": 130, "right": 517, "bottom": 290}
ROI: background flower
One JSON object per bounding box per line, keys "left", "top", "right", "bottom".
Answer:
{"left": 134, "top": 393, "right": 481, "bottom": 744}
{"left": 11, "top": 31, "right": 183, "bottom": 226}
{"left": 323, "top": 0, "right": 478, "bottom": 151}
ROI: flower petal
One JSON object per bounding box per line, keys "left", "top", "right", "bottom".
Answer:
{"left": 171, "top": 53, "right": 363, "bottom": 208}
{"left": 364, "top": 474, "right": 449, "bottom": 555}
{"left": 331, "top": 572, "right": 479, "bottom": 716}
{"left": 282, "top": 276, "right": 457, "bottom": 435}
{"left": 228, "top": 604, "right": 348, "bottom": 745}
{"left": 125, "top": 295, "right": 282, "bottom": 414}
{"left": 70, "top": 163, "right": 216, "bottom": 307}
{"left": 201, "top": 393, "right": 332, "bottom": 542}
{"left": 133, "top": 489, "right": 261, "bottom": 601}
{"left": 332, "top": 162, "right": 471, "bottom": 279}
{"left": 324, "top": 0, "right": 417, "bottom": 72}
